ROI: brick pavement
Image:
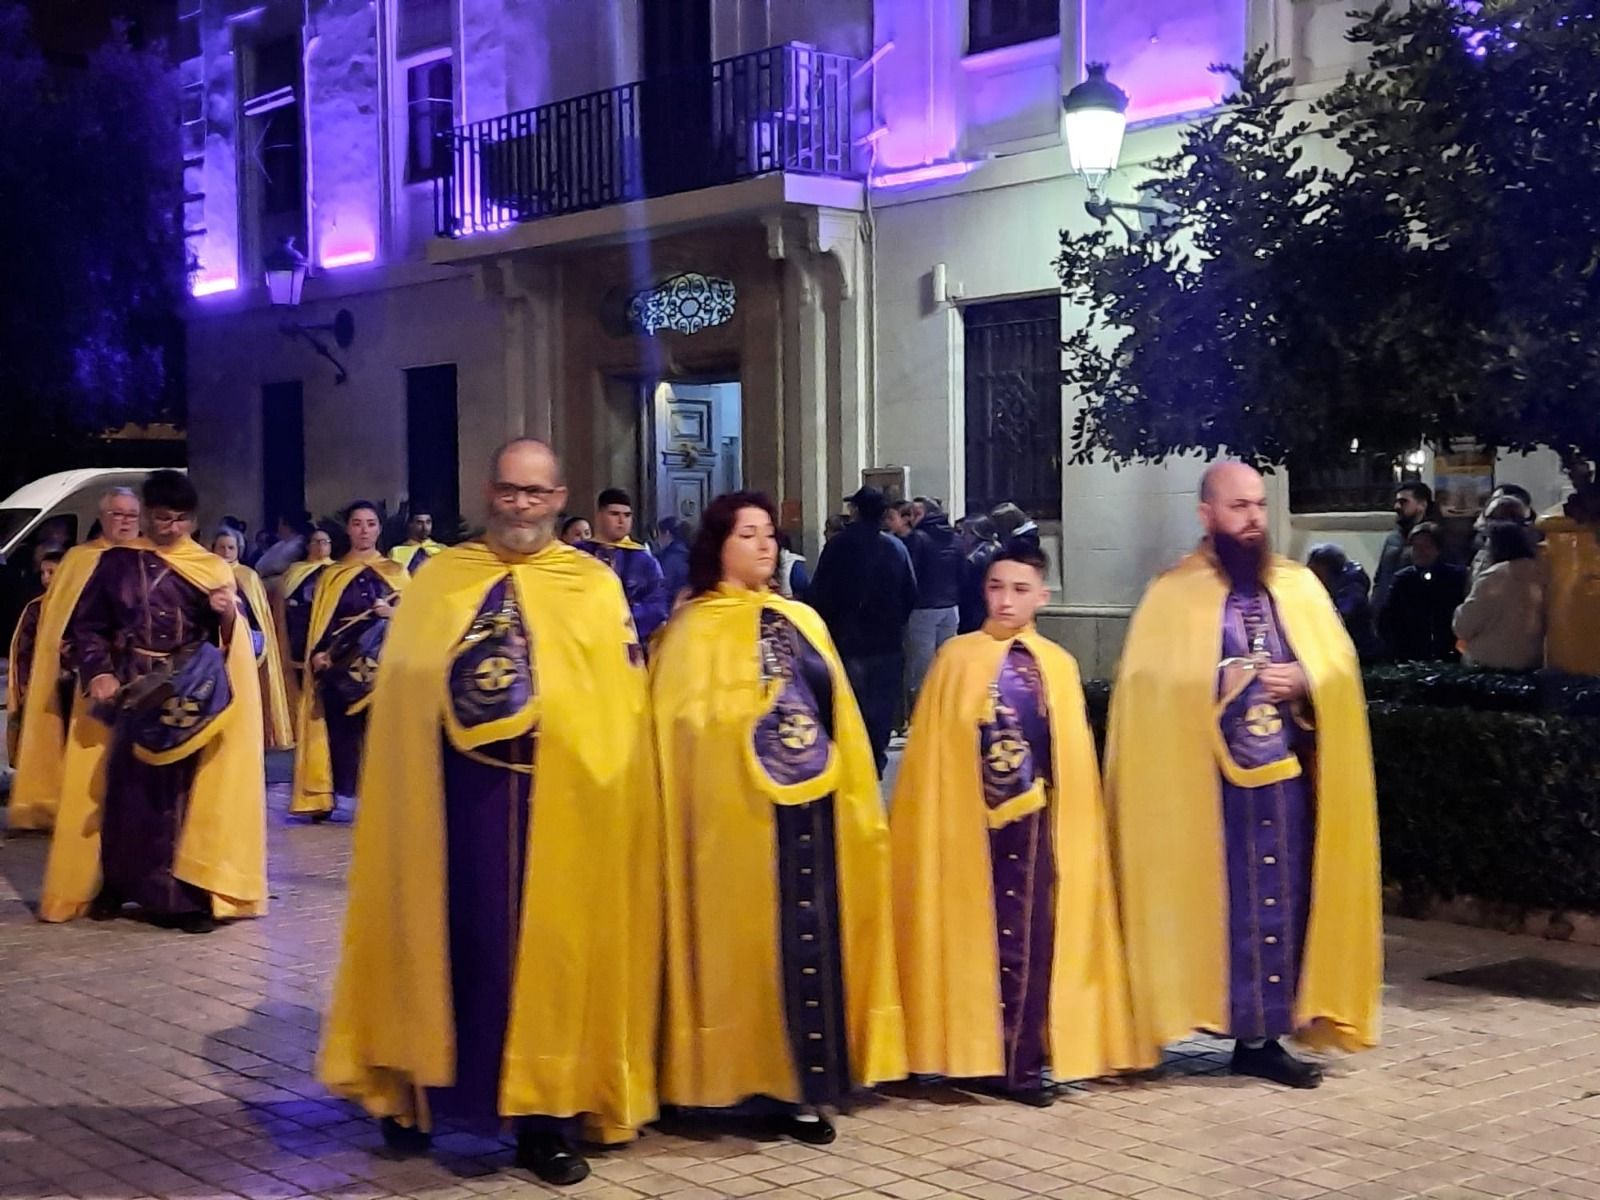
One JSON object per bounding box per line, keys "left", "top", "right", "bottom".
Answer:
{"left": 2, "top": 768, "right": 1600, "bottom": 1199}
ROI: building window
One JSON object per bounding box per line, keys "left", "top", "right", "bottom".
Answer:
{"left": 969, "top": 0, "right": 1059, "bottom": 56}
{"left": 406, "top": 58, "right": 454, "bottom": 183}
{"left": 1083, "top": 0, "right": 1248, "bottom": 123}
{"left": 964, "top": 296, "right": 1063, "bottom": 520}
{"left": 396, "top": 0, "right": 452, "bottom": 58}
{"left": 1289, "top": 450, "right": 1421, "bottom": 514}
{"left": 241, "top": 32, "right": 306, "bottom": 244}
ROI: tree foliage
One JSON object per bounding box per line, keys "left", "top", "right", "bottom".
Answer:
{"left": 1058, "top": 1, "right": 1600, "bottom": 471}
{"left": 0, "top": 2, "right": 185, "bottom": 489}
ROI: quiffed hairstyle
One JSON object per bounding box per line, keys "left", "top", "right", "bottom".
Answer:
{"left": 143, "top": 469, "right": 198, "bottom": 514}
{"left": 986, "top": 538, "right": 1049, "bottom": 579}
{"left": 688, "top": 491, "right": 779, "bottom": 597}
{"left": 597, "top": 488, "right": 633, "bottom": 510}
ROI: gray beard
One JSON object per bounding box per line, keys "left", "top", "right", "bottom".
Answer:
{"left": 488, "top": 514, "right": 553, "bottom": 555}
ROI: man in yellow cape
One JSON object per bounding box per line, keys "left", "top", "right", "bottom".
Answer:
{"left": 651, "top": 499, "right": 905, "bottom": 1140}
{"left": 318, "top": 440, "right": 659, "bottom": 1187}
{"left": 575, "top": 487, "right": 670, "bottom": 646}
{"left": 38, "top": 471, "right": 266, "bottom": 930}
{"left": 1106, "top": 462, "right": 1381, "bottom": 1088}
{"left": 290, "top": 508, "right": 407, "bottom": 819}
{"left": 891, "top": 541, "right": 1151, "bottom": 1103}
{"left": 8, "top": 487, "right": 142, "bottom": 831}
{"left": 388, "top": 509, "right": 444, "bottom": 575}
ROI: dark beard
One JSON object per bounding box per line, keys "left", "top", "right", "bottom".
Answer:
{"left": 1214, "top": 531, "right": 1270, "bottom": 592}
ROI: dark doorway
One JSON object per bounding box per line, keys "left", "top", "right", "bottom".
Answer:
{"left": 640, "top": 0, "right": 712, "bottom": 196}
{"left": 405, "top": 363, "right": 460, "bottom": 535}
{"left": 261, "top": 380, "right": 305, "bottom": 530}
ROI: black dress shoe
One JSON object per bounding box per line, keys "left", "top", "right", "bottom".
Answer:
{"left": 1231, "top": 1040, "right": 1323, "bottom": 1089}
{"left": 769, "top": 1111, "right": 837, "bottom": 1145}
{"left": 88, "top": 897, "right": 122, "bottom": 921}
{"left": 175, "top": 912, "right": 217, "bottom": 935}
{"left": 1009, "top": 1085, "right": 1056, "bottom": 1108}
{"left": 379, "top": 1117, "right": 431, "bottom": 1156}
{"left": 310, "top": 810, "right": 332, "bottom": 824}
{"left": 516, "top": 1130, "right": 590, "bottom": 1186}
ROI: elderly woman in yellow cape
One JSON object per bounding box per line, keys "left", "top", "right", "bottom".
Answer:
{"left": 1106, "top": 462, "right": 1381, "bottom": 1089}
{"left": 212, "top": 527, "right": 295, "bottom": 750}
{"left": 8, "top": 487, "right": 143, "bottom": 832}
{"left": 652, "top": 491, "right": 905, "bottom": 1146}
{"left": 36, "top": 470, "right": 266, "bottom": 931}
{"left": 290, "top": 503, "right": 407, "bottom": 820}
{"left": 890, "top": 541, "right": 1152, "bottom": 1105}
{"left": 272, "top": 526, "right": 334, "bottom": 711}
{"left": 318, "top": 438, "right": 660, "bottom": 1187}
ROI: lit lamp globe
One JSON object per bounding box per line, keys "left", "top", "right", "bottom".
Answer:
{"left": 263, "top": 236, "right": 309, "bottom": 307}
{"left": 1062, "top": 63, "right": 1129, "bottom": 196}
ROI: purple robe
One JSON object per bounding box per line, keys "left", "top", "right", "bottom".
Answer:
{"left": 577, "top": 541, "right": 669, "bottom": 648}
{"left": 283, "top": 569, "right": 321, "bottom": 667}
{"left": 68, "top": 548, "right": 223, "bottom": 916}
{"left": 980, "top": 642, "right": 1056, "bottom": 1089}
{"left": 313, "top": 566, "right": 394, "bottom": 799}
{"left": 1218, "top": 588, "right": 1316, "bottom": 1041}
{"left": 754, "top": 609, "right": 851, "bottom": 1107}
{"left": 12, "top": 596, "right": 41, "bottom": 696}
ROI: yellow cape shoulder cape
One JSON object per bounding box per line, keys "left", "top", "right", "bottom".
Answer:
{"left": 652, "top": 587, "right": 906, "bottom": 1106}
{"left": 234, "top": 563, "right": 294, "bottom": 750}
{"left": 9, "top": 539, "right": 110, "bottom": 830}
{"left": 1537, "top": 516, "right": 1600, "bottom": 674}
{"left": 1105, "top": 551, "right": 1381, "bottom": 1054}
{"left": 39, "top": 538, "right": 267, "bottom": 922}
{"left": 7, "top": 595, "right": 44, "bottom": 764}
{"left": 317, "top": 541, "right": 660, "bottom": 1142}
{"left": 890, "top": 625, "right": 1153, "bottom": 1081}
{"left": 390, "top": 541, "right": 443, "bottom": 570}
{"left": 290, "top": 552, "right": 408, "bottom": 814}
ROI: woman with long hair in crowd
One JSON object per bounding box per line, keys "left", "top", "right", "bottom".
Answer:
{"left": 212, "top": 526, "right": 295, "bottom": 750}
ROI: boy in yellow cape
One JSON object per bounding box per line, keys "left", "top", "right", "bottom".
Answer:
{"left": 1106, "top": 462, "right": 1381, "bottom": 1088}
{"left": 891, "top": 541, "right": 1149, "bottom": 1104}
{"left": 8, "top": 487, "right": 143, "bottom": 831}
{"left": 318, "top": 440, "right": 659, "bottom": 1187}
{"left": 37, "top": 471, "right": 266, "bottom": 931}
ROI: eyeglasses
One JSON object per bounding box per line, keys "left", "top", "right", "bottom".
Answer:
{"left": 149, "top": 511, "right": 193, "bottom": 527}
{"left": 492, "top": 482, "right": 563, "bottom": 505}
{"left": 105, "top": 510, "right": 140, "bottom": 521}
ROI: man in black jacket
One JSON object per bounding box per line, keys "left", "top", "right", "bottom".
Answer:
{"left": 903, "top": 500, "right": 964, "bottom": 705}
{"left": 808, "top": 487, "right": 917, "bottom": 776}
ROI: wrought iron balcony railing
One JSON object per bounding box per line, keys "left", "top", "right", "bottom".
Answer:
{"left": 435, "top": 43, "right": 860, "bottom": 239}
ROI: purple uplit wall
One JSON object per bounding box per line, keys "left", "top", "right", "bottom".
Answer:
{"left": 873, "top": 0, "right": 963, "bottom": 170}
{"left": 1084, "top": 0, "right": 1246, "bottom": 122}
{"left": 305, "top": 1, "right": 381, "bottom": 271}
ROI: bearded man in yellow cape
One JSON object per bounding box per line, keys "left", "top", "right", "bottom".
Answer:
{"left": 891, "top": 541, "right": 1151, "bottom": 1104}
{"left": 8, "top": 487, "right": 143, "bottom": 831}
{"left": 37, "top": 471, "right": 266, "bottom": 931}
{"left": 652, "top": 492, "right": 904, "bottom": 1147}
{"left": 1106, "top": 462, "right": 1381, "bottom": 1088}
{"left": 318, "top": 440, "right": 660, "bottom": 1188}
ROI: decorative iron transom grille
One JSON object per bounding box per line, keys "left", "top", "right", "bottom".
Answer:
{"left": 627, "top": 272, "right": 736, "bottom": 335}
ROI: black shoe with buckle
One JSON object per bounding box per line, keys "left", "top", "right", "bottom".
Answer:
{"left": 379, "top": 1117, "right": 431, "bottom": 1157}
{"left": 1231, "top": 1039, "right": 1323, "bottom": 1089}
{"left": 515, "top": 1130, "right": 590, "bottom": 1186}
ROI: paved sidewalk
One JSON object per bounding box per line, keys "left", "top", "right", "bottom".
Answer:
{"left": 3, "top": 782, "right": 1600, "bottom": 1199}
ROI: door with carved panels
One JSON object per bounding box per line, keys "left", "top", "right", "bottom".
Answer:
{"left": 654, "top": 390, "right": 716, "bottom": 531}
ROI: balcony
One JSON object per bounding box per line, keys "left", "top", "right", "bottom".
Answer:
{"left": 434, "top": 43, "right": 861, "bottom": 239}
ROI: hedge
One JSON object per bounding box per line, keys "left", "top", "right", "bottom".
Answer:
{"left": 1083, "top": 665, "right": 1600, "bottom": 914}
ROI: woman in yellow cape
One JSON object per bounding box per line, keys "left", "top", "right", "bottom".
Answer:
{"left": 36, "top": 532, "right": 266, "bottom": 925}
{"left": 6, "top": 550, "right": 64, "bottom": 770}
{"left": 1106, "top": 528, "right": 1381, "bottom": 1065}
{"left": 652, "top": 492, "right": 905, "bottom": 1145}
{"left": 212, "top": 528, "right": 295, "bottom": 750}
{"left": 291, "top": 504, "right": 407, "bottom": 819}
{"left": 272, "top": 526, "right": 334, "bottom": 711}
{"left": 891, "top": 542, "right": 1152, "bottom": 1102}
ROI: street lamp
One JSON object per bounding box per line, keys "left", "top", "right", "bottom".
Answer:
{"left": 1062, "top": 63, "right": 1174, "bottom": 237}
{"left": 262, "top": 236, "right": 355, "bottom": 384}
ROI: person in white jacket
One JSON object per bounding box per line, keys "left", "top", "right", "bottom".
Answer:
{"left": 1454, "top": 522, "right": 1545, "bottom": 671}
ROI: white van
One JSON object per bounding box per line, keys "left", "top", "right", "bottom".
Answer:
{"left": 0, "top": 468, "right": 181, "bottom": 564}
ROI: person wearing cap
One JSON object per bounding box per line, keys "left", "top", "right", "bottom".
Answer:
{"left": 806, "top": 487, "right": 918, "bottom": 776}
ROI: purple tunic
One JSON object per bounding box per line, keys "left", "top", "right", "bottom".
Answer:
{"left": 981, "top": 642, "right": 1056, "bottom": 1089}
{"left": 755, "top": 609, "right": 852, "bottom": 1107}
{"left": 577, "top": 541, "right": 669, "bottom": 648}
{"left": 313, "top": 566, "right": 394, "bottom": 800}
{"left": 68, "top": 548, "right": 221, "bottom": 916}
{"left": 1218, "top": 589, "right": 1316, "bottom": 1041}
{"left": 283, "top": 568, "right": 322, "bottom": 666}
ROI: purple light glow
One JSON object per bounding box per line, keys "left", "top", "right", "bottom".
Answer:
{"left": 191, "top": 275, "right": 239, "bottom": 297}
{"left": 320, "top": 247, "right": 376, "bottom": 269}
{"left": 871, "top": 161, "right": 980, "bottom": 188}
{"left": 1084, "top": 0, "right": 1246, "bottom": 124}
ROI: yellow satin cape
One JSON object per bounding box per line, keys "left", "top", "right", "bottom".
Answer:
{"left": 317, "top": 541, "right": 660, "bottom": 1142}
{"left": 652, "top": 587, "right": 906, "bottom": 1107}
{"left": 890, "top": 625, "right": 1153, "bottom": 1082}
{"left": 9, "top": 539, "right": 110, "bottom": 830}
{"left": 1538, "top": 516, "right": 1600, "bottom": 674}
{"left": 1105, "top": 551, "right": 1381, "bottom": 1055}
{"left": 390, "top": 540, "right": 443, "bottom": 571}
{"left": 7, "top": 595, "right": 43, "bottom": 765}
{"left": 290, "top": 552, "right": 407, "bottom": 815}
{"left": 272, "top": 559, "right": 328, "bottom": 711}
{"left": 38, "top": 537, "right": 267, "bottom": 922}
{"left": 234, "top": 563, "right": 294, "bottom": 750}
